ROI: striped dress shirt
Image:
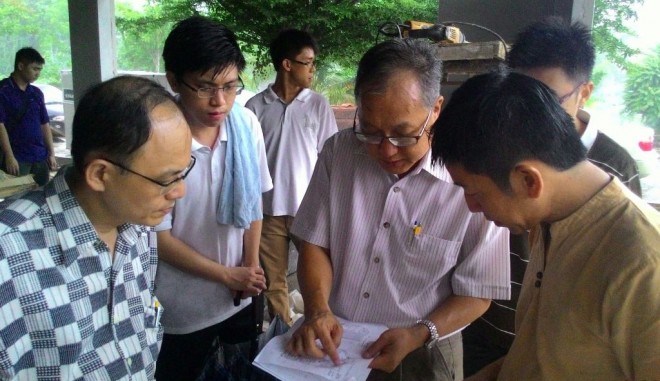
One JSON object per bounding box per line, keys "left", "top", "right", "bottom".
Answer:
{"left": 292, "top": 129, "right": 510, "bottom": 328}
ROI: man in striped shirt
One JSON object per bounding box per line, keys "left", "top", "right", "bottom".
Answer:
{"left": 286, "top": 39, "right": 510, "bottom": 381}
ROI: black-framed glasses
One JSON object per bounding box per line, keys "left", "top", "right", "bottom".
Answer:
{"left": 180, "top": 77, "right": 244, "bottom": 99}
{"left": 289, "top": 58, "right": 316, "bottom": 68}
{"left": 353, "top": 109, "right": 432, "bottom": 147}
{"left": 105, "top": 155, "right": 196, "bottom": 195}
{"left": 557, "top": 82, "right": 585, "bottom": 104}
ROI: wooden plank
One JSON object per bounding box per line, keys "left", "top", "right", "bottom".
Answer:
{"left": 436, "top": 41, "right": 507, "bottom": 62}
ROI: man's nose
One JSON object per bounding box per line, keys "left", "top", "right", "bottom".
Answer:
{"left": 166, "top": 180, "right": 186, "bottom": 200}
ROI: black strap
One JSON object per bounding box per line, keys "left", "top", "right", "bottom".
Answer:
{"left": 7, "top": 92, "right": 32, "bottom": 132}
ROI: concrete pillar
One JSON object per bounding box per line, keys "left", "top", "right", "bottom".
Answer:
{"left": 65, "top": 0, "right": 117, "bottom": 149}
{"left": 67, "top": 0, "right": 117, "bottom": 105}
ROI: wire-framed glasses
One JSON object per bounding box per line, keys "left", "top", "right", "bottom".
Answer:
{"left": 557, "top": 82, "right": 586, "bottom": 104}
{"left": 353, "top": 109, "right": 432, "bottom": 147}
{"left": 105, "top": 155, "right": 196, "bottom": 195}
{"left": 180, "top": 77, "right": 244, "bottom": 99}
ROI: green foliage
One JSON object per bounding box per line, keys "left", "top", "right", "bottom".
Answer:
{"left": 593, "top": 0, "right": 643, "bottom": 69}
{"left": 0, "top": 0, "right": 71, "bottom": 86}
{"left": 623, "top": 45, "right": 660, "bottom": 131}
{"left": 148, "top": 0, "right": 436, "bottom": 81}
{"left": 115, "top": 2, "right": 173, "bottom": 72}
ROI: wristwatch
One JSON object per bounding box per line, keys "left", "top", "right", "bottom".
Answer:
{"left": 416, "top": 319, "right": 440, "bottom": 349}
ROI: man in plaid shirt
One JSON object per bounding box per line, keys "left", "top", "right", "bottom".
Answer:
{"left": 0, "top": 76, "right": 193, "bottom": 380}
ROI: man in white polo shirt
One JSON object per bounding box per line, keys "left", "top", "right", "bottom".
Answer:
{"left": 246, "top": 29, "right": 337, "bottom": 325}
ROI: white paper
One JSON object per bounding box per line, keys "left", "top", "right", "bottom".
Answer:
{"left": 253, "top": 317, "right": 388, "bottom": 381}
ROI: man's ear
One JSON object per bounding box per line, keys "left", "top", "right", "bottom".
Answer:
{"left": 166, "top": 72, "right": 179, "bottom": 93}
{"left": 511, "top": 163, "right": 543, "bottom": 198}
{"left": 282, "top": 59, "right": 292, "bottom": 72}
{"left": 427, "top": 95, "right": 444, "bottom": 134}
{"left": 84, "top": 159, "right": 113, "bottom": 192}
{"left": 578, "top": 81, "right": 594, "bottom": 108}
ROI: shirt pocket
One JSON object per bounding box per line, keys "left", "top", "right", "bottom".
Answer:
{"left": 144, "top": 297, "right": 164, "bottom": 345}
{"left": 395, "top": 233, "right": 462, "bottom": 287}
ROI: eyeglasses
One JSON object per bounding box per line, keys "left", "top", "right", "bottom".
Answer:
{"left": 180, "top": 77, "right": 244, "bottom": 99}
{"left": 105, "top": 155, "right": 197, "bottom": 195}
{"left": 353, "top": 109, "right": 432, "bottom": 147}
{"left": 557, "top": 82, "right": 585, "bottom": 104}
{"left": 289, "top": 59, "right": 316, "bottom": 68}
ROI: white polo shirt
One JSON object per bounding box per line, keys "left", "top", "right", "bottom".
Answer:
{"left": 246, "top": 86, "right": 337, "bottom": 216}
{"left": 155, "top": 106, "right": 273, "bottom": 334}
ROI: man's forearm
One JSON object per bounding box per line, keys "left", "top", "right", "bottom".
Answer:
{"left": 416, "top": 295, "right": 490, "bottom": 345}
{"left": 243, "top": 218, "right": 262, "bottom": 267}
{"left": 0, "top": 123, "right": 14, "bottom": 157}
{"left": 40, "top": 123, "right": 55, "bottom": 155}
{"left": 298, "top": 241, "right": 334, "bottom": 316}
{"left": 157, "top": 230, "right": 229, "bottom": 285}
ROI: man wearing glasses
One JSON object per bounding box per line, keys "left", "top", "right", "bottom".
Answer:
{"left": 246, "top": 29, "right": 337, "bottom": 326}
{"left": 154, "top": 16, "right": 272, "bottom": 381}
{"left": 461, "top": 18, "right": 644, "bottom": 377}
{"left": 286, "top": 38, "right": 509, "bottom": 380}
{"left": 0, "top": 75, "right": 192, "bottom": 379}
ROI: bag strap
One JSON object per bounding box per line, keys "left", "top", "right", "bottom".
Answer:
{"left": 8, "top": 91, "right": 32, "bottom": 131}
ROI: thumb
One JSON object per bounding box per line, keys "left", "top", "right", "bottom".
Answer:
{"left": 362, "top": 337, "right": 386, "bottom": 359}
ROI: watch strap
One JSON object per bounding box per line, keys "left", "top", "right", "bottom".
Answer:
{"left": 416, "top": 319, "right": 440, "bottom": 349}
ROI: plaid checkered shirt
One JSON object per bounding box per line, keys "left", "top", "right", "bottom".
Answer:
{"left": 0, "top": 169, "right": 163, "bottom": 380}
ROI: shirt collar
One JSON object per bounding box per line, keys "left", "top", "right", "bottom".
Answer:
{"left": 264, "top": 84, "right": 311, "bottom": 104}
{"left": 46, "top": 167, "right": 151, "bottom": 266}
{"left": 578, "top": 109, "right": 597, "bottom": 150}
{"left": 352, "top": 138, "right": 452, "bottom": 183}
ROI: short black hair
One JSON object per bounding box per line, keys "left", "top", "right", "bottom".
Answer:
{"left": 355, "top": 39, "right": 442, "bottom": 109}
{"left": 162, "top": 16, "right": 246, "bottom": 80}
{"left": 507, "top": 17, "right": 595, "bottom": 83}
{"left": 431, "top": 69, "right": 586, "bottom": 192}
{"left": 269, "top": 29, "right": 319, "bottom": 71}
{"left": 71, "top": 76, "right": 180, "bottom": 172}
{"left": 14, "top": 47, "right": 45, "bottom": 71}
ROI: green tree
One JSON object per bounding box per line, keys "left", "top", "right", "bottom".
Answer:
{"left": 149, "top": 0, "right": 436, "bottom": 71}
{"left": 593, "top": 0, "right": 644, "bottom": 69}
{"left": 0, "top": 0, "right": 70, "bottom": 85}
{"left": 115, "top": 2, "right": 173, "bottom": 72}
{"left": 623, "top": 45, "right": 660, "bottom": 131}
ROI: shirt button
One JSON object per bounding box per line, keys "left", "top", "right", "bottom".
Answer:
{"left": 374, "top": 257, "right": 380, "bottom": 263}
{"left": 536, "top": 272, "right": 543, "bottom": 279}
{"left": 363, "top": 292, "right": 370, "bottom": 298}
{"left": 383, "top": 222, "right": 390, "bottom": 228}
{"left": 393, "top": 187, "right": 400, "bottom": 193}
{"left": 128, "top": 358, "right": 133, "bottom": 366}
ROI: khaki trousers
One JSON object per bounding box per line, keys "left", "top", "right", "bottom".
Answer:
{"left": 259, "top": 215, "right": 300, "bottom": 325}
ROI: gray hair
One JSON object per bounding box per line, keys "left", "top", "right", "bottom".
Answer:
{"left": 354, "top": 39, "right": 442, "bottom": 108}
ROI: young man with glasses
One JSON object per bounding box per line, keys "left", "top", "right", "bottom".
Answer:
{"left": 154, "top": 16, "right": 272, "bottom": 381}
{"left": 285, "top": 38, "right": 510, "bottom": 381}
{"left": 461, "top": 18, "right": 644, "bottom": 377}
{"left": 0, "top": 75, "right": 192, "bottom": 379}
{"left": 245, "top": 29, "right": 337, "bottom": 326}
